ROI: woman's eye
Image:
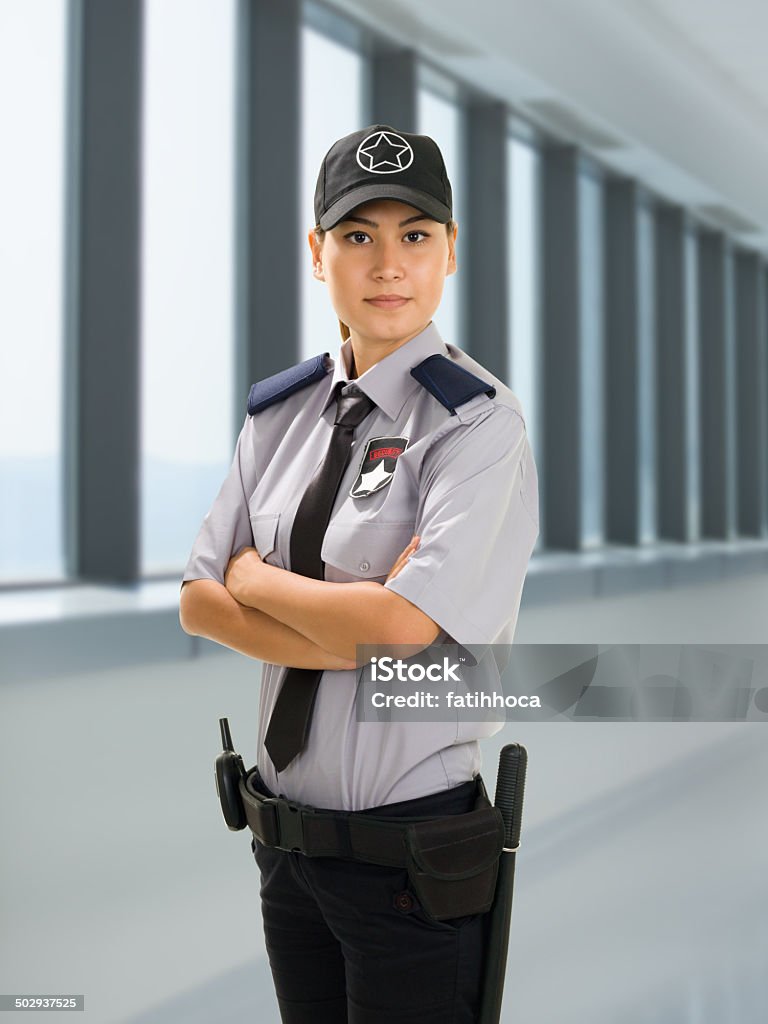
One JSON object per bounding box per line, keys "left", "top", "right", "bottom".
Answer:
{"left": 343, "top": 230, "right": 429, "bottom": 245}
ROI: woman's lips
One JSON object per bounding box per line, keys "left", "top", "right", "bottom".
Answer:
{"left": 365, "top": 297, "right": 410, "bottom": 309}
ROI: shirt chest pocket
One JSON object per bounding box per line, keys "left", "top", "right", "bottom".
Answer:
{"left": 321, "top": 519, "right": 415, "bottom": 581}
{"left": 249, "top": 511, "right": 281, "bottom": 566}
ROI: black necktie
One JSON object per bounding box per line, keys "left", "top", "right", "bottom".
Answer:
{"left": 264, "top": 381, "right": 376, "bottom": 772}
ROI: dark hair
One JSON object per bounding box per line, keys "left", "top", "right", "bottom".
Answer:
{"left": 313, "top": 219, "right": 456, "bottom": 341}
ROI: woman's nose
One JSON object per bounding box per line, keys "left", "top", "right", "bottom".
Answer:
{"left": 372, "top": 238, "right": 404, "bottom": 277}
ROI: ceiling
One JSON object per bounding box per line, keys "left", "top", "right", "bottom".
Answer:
{"left": 323, "top": 0, "right": 768, "bottom": 253}
{"left": 637, "top": 0, "right": 768, "bottom": 119}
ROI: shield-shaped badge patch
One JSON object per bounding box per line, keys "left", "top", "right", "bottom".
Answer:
{"left": 350, "top": 435, "right": 410, "bottom": 498}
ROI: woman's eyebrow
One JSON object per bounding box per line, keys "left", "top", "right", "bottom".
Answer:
{"left": 341, "top": 214, "right": 430, "bottom": 228}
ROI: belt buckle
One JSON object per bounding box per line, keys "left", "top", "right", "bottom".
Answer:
{"left": 275, "top": 798, "right": 307, "bottom": 853}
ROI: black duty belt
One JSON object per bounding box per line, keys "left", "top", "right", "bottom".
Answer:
{"left": 240, "top": 767, "right": 508, "bottom": 922}
{"left": 239, "top": 768, "right": 504, "bottom": 869}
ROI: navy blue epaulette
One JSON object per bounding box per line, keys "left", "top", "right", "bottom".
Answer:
{"left": 410, "top": 354, "right": 496, "bottom": 415}
{"left": 247, "top": 353, "right": 331, "bottom": 416}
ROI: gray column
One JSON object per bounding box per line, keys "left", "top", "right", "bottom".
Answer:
{"left": 542, "top": 143, "right": 580, "bottom": 550}
{"left": 654, "top": 204, "right": 699, "bottom": 541}
{"left": 234, "top": 0, "right": 301, "bottom": 434}
{"left": 367, "top": 47, "right": 417, "bottom": 131}
{"left": 734, "top": 250, "right": 768, "bottom": 536}
{"left": 603, "top": 178, "right": 653, "bottom": 544}
{"left": 698, "top": 230, "right": 737, "bottom": 539}
{"left": 64, "top": 0, "right": 143, "bottom": 583}
{"left": 765, "top": 265, "right": 768, "bottom": 524}
{"left": 463, "top": 100, "right": 509, "bottom": 380}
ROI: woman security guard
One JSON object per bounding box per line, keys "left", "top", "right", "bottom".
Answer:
{"left": 179, "top": 124, "right": 539, "bottom": 1023}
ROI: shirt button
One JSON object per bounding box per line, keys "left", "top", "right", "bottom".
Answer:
{"left": 393, "top": 891, "right": 414, "bottom": 912}
{"left": 359, "top": 560, "right": 370, "bottom": 572}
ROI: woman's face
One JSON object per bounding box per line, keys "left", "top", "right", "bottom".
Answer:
{"left": 310, "top": 198, "right": 457, "bottom": 349}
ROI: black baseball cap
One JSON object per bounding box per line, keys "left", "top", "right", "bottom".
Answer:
{"left": 314, "top": 124, "right": 453, "bottom": 231}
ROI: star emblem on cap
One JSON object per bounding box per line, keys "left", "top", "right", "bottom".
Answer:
{"left": 356, "top": 130, "right": 414, "bottom": 175}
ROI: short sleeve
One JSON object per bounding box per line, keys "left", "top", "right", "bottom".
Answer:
{"left": 180, "top": 413, "right": 257, "bottom": 590}
{"left": 383, "top": 405, "right": 539, "bottom": 647}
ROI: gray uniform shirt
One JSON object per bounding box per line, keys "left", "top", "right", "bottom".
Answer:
{"left": 181, "top": 320, "right": 539, "bottom": 810}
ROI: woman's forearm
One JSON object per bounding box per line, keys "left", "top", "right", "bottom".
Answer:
{"left": 179, "top": 579, "right": 357, "bottom": 669}
{"left": 230, "top": 562, "right": 438, "bottom": 662}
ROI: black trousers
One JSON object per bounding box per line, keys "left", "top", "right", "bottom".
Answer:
{"left": 249, "top": 768, "right": 490, "bottom": 1024}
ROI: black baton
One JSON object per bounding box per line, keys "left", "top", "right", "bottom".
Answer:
{"left": 478, "top": 743, "right": 528, "bottom": 1024}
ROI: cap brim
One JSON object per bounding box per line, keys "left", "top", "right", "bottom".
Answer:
{"left": 319, "top": 183, "right": 451, "bottom": 230}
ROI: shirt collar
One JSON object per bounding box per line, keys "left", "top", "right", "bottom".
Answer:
{"left": 319, "top": 320, "right": 449, "bottom": 421}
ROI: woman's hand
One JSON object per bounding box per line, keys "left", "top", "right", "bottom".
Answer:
{"left": 385, "top": 535, "right": 419, "bottom": 583}
{"left": 224, "top": 546, "right": 264, "bottom": 606}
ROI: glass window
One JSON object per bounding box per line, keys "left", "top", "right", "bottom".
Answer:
{"left": 508, "top": 137, "right": 541, "bottom": 444}
{"left": 418, "top": 89, "right": 464, "bottom": 350}
{"left": 140, "top": 0, "right": 236, "bottom": 574}
{"left": 0, "top": 1, "right": 67, "bottom": 584}
{"left": 508, "top": 135, "right": 542, "bottom": 551}
{"left": 300, "top": 27, "right": 363, "bottom": 361}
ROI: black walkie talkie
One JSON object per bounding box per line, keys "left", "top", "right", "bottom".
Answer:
{"left": 215, "top": 718, "right": 247, "bottom": 831}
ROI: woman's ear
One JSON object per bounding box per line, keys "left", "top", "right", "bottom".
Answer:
{"left": 308, "top": 229, "right": 324, "bottom": 280}
{"left": 446, "top": 222, "right": 458, "bottom": 276}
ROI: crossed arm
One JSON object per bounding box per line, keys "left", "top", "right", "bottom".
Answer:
{"left": 178, "top": 536, "right": 440, "bottom": 668}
